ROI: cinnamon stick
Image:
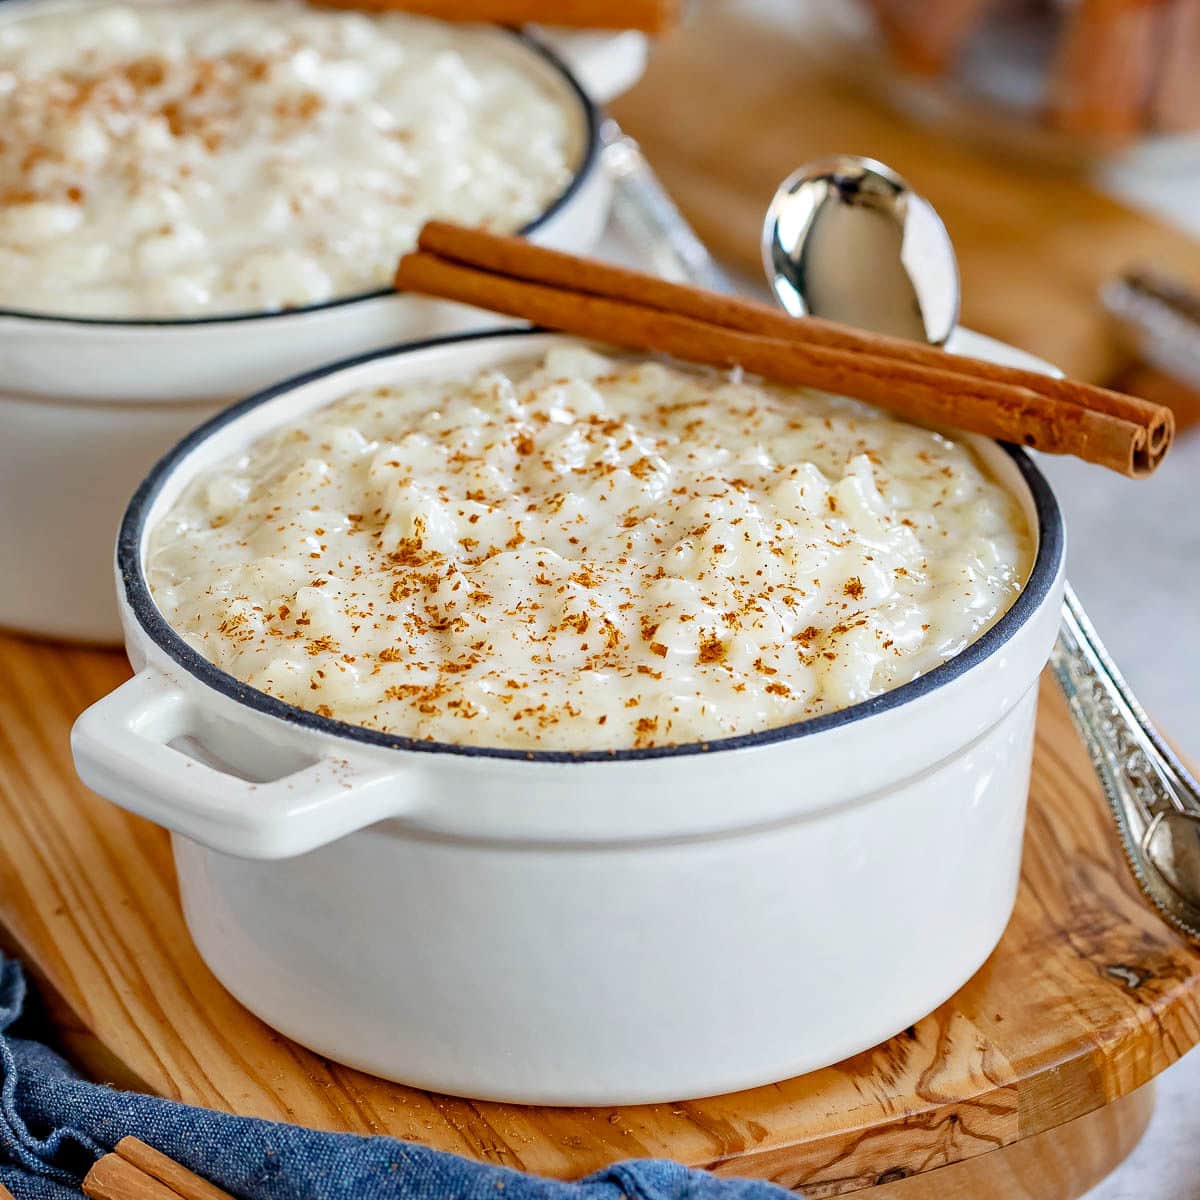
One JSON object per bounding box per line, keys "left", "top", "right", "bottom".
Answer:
{"left": 418, "top": 220, "right": 1172, "bottom": 457}
{"left": 1150, "top": 0, "right": 1200, "bottom": 132}
{"left": 863, "top": 0, "right": 996, "bottom": 75}
{"left": 398, "top": 250, "right": 1156, "bottom": 474}
{"left": 1047, "top": 0, "right": 1161, "bottom": 138}
{"left": 83, "top": 1154, "right": 180, "bottom": 1200}
{"left": 398, "top": 227, "right": 1173, "bottom": 476}
{"left": 312, "top": 0, "right": 679, "bottom": 32}
{"left": 116, "top": 1139, "right": 235, "bottom": 1200}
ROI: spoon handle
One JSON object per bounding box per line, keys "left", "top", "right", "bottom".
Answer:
{"left": 1102, "top": 268, "right": 1200, "bottom": 393}
{"left": 601, "top": 135, "right": 1200, "bottom": 941}
{"left": 600, "top": 120, "right": 735, "bottom": 295}
{"left": 1051, "top": 584, "right": 1200, "bottom": 938}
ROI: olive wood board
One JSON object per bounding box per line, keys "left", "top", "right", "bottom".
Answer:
{"left": 1, "top": 631, "right": 1199, "bottom": 1198}
{"left": 610, "top": 2, "right": 1200, "bottom": 391}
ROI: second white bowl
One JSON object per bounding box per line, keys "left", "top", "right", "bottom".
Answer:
{"left": 0, "top": 27, "right": 612, "bottom": 643}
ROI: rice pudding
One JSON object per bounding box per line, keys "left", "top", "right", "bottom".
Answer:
{"left": 0, "top": 0, "right": 581, "bottom": 317}
{"left": 148, "top": 345, "right": 1033, "bottom": 751}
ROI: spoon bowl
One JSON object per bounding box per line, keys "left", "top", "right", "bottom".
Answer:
{"left": 762, "top": 155, "right": 959, "bottom": 345}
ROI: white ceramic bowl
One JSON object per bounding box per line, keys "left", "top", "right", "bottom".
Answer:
{"left": 0, "top": 26, "right": 613, "bottom": 644}
{"left": 72, "top": 330, "right": 1066, "bottom": 1105}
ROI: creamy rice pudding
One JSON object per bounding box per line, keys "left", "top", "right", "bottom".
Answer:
{"left": 148, "top": 345, "right": 1033, "bottom": 751}
{"left": 0, "top": 0, "right": 580, "bottom": 317}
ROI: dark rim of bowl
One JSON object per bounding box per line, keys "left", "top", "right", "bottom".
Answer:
{"left": 0, "top": 29, "right": 600, "bottom": 328}
{"left": 119, "top": 328, "right": 1066, "bottom": 764}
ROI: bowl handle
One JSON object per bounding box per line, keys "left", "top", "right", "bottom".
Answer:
{"left": 71, "top": 669, "right": 410, "bottom": 860}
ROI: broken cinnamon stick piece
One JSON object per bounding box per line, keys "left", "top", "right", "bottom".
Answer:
{"left": 83, "top": 1154, "right": 179, "bottom": 1200}
{"left": 116, "top": 1138, "right": 235, "bottom": 1200}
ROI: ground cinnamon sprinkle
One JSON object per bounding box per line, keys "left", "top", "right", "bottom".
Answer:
{"left": 150, "top": 346, "right": 1033, "bottom": 751}
{"left": 0, "top": 1, "right": 578, "bottom": 318}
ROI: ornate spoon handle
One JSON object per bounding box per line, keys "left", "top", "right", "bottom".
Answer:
{"left": 602, "top": 126, "right": 1200, "bottom": 940}
{"left": 1051, "top": 584, "right": 1200, "bottom": 939}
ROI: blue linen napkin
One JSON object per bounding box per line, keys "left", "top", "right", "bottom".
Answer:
{"left": 0, "top": 957, "right": 792, "bottom": 1200}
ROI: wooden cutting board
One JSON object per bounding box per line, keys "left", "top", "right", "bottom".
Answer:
{"left": 2, "top": 629, "right": 1199, "bottom": 1199}
{"left": 610, "top": 1, "right": 1200, "bottom": 389}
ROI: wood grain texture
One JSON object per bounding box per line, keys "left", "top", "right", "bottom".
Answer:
{"left": 866, "top": 1085, "right": 1155, "bottom": 1200}
{"left": 609, "top": 2, "right": 1200, "bottom": 386}
{"left": 1, "top": 629, "right": 1198, "bottom": 1195}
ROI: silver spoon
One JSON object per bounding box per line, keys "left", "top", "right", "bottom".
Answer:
{"left": 763, "top": 156, "right": 959, "bottom": 345}
{"left": 763, "top": 155, "right": 1200, "bottom": 940}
